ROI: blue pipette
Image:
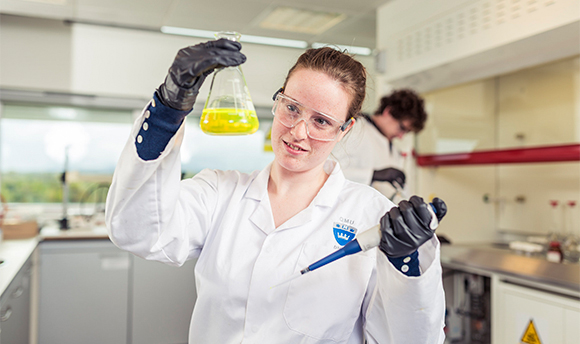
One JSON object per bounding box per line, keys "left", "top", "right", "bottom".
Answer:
{"left": 270, "top": 203, "right": 438, "bottom": 289}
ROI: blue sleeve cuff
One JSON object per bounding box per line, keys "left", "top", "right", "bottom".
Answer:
{"left": 135, "top": 93, "right": 190, "bottom": 161}
{"left": 387, "top": 250, "right": 420, "bottom": 276}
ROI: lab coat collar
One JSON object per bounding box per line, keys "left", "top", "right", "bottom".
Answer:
{"left": 245, "top": 160, "right": 346, "bottom": 234}
{"left": 244, "top": 163, "right": 272, "bottom": 201}
{"left": 311, "top": 159, "right": 345, "bottom": 207}
{"left": 244, "top": 160, "right": 344, "bottom": 204}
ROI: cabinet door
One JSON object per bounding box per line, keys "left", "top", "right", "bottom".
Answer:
{"left": 494, "top": 280, "right": 580, "bottom": 344}
{"left": 38, "top": 240, "right": 129, "bottom": 344}
{"left": 131, "top": 257, "right": 197, "bottom": 344}
{"left": 564, "top": 308, "right": 580, "bottom": 344}
{"left": 0, "top": 258, "right": 32, "bottom": 344}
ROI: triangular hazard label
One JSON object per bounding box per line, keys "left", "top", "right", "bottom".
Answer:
{"left": 520, "top": 319, "right": 542, "bottom": 344}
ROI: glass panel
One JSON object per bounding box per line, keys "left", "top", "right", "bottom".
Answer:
{"left": 497, "top": 56, "right": 580, "bottom": 148}
{"left": 497, "top": 162, "right": 580, "bottom": 238}
{"left": 1, "top": 105, "right": 133, "bottom": 206}
{"left": 418, "top": 79, "right": 496, "bottom": 154}
{"left": 181, "top": 117, "right": 274, "bottom": 176}
{"left": 417, "top": 56, "right": 580, "bottom": 155}
{"left": 0, "top": 104, "right": 275, "bottom": 204}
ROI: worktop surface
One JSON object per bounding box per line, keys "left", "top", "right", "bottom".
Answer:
{"left": 3, "top": 233, "right": 579, "bottom": 298}
{"left": 0, "top": 226, "right": 110, "bottom": 296}
{"left": 440, "top": 243, "right": 580, "bottom": 296}
{"left": 0, "top": 237, "right": 38, "bottom": 297}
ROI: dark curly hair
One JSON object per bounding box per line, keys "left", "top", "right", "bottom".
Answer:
{"left": 375, "top": 89, "right": 427, "bottom": 132}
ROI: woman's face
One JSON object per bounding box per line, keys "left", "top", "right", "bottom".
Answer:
{"left": 271, "top": 68, "right": 353, "bottom": 174}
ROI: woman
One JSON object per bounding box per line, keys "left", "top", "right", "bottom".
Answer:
{"left": 106, "top": 38, "right": 446, "bottom": 343}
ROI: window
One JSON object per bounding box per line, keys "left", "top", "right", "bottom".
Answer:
{"left": 0, "top": 102, "right": 274, "bottom": 227}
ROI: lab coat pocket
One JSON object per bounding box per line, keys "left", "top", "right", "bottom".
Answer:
{"left": 283, "top": 243, "right": 374, "bottom": 342}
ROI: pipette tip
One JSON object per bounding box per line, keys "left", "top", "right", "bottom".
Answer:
{"left": 269, "top": 271, "right": 304, "bottom": 289}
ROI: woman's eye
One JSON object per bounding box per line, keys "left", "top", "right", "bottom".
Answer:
{"left": 313, "top": 116, "right": 331, "bottom": 127}
{"left": 286, "top": 104, "right": 300, "bottom": 114}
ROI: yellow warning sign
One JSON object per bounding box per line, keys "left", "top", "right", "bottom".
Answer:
{"left": 520, "top": 319, "right": 542, "bottom": 344}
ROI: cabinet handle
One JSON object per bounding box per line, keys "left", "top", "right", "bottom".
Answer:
{"left": 0, "top": 306, "right": 12, "bottom": 322}
{"left": 11, "top": 286, "right": 24, "bottom": 299}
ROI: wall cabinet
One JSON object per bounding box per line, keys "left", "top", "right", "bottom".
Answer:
{"left": 37, "top": 240, "right": 197, "bottom": 344}
{"left": 0, "top": 256, "right": 32, "bottom": 344}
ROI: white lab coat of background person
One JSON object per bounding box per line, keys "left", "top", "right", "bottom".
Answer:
{"left": 106, "top": 103, "right": 445, "bottom": 344}
{"left": 332, "top": 117, "right": 414, "bottom": 204}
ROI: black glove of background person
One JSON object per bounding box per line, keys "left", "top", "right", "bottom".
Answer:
{"left": 379, "top": 196, "right": 447, "bottom": 258}
{"left": 372, "top": 167, "right": 406, "bottom": 188}
{"left": 156, "top": 38, "right": 247, "bottom": 111}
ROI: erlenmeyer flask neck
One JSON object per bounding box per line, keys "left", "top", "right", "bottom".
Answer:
{"left": 216, "top": 31, "right": 241, "bottom": 42}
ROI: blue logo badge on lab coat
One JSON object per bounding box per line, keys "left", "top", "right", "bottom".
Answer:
{"left": 333, "top": 223, "right": 357, "bottom": 246}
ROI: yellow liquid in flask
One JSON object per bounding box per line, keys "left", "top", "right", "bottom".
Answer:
{"left": 200, "top": 108, "right": 259, "bottom": 135}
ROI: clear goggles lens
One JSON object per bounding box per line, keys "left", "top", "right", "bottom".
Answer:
{"left": 271, "top": 92, "right": 351, "bottom": 141}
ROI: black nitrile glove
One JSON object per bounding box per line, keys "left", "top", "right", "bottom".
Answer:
{"left": 372, "top": 167, "right": 406, "bottom": 188}
{"left": 157, "top": 38, "right": 247, "bottom": 111}
{"left": 379, "top": 196, "right": 447, "bottom": 258}
{"left": 431, "top": 197, "right": 447, "bottom": 222}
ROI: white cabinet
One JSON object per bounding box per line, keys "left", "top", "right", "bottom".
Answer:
{"left": 37, "top": 239, "right": 197, "bottom": 344}
{"left": 493, "top": 279, "right": 580, "bottom": 344}
{"left": 0, "top": 256, "right": 32, "bottom": 344}
{"left": 38, "top": 240, "right": 130, "bottom": 344}
{"left": 563, "top": 308, "right": 580, "bottom": 344}
{"left": 131, "top": 257, "right": 196, "bottom": 344}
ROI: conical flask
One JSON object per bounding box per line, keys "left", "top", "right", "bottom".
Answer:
{"left": 200, "top": 31, "right": 259, "bottom": 135}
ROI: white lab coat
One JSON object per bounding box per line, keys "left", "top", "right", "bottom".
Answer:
{"left": 332, "top": 117, "right": 412, "bottom": 202}
{"left": 106, "top": 104, "right": 445, "bottom": 344}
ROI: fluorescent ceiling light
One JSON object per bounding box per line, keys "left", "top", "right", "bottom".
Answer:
{"left": 238, "top": 34, "right": 308, "bottom": 49}
{"left": 259, "top": 7, "right": 346, "bottom": 35}
{"left": 160, "top": 27, "right": 216, "bottom": 39}
{"left": 312, "top": 43, "right": 373, "bottom": 56}
{"left": 21, "top": 0, "right": 66, "bottom": 4}
{"left": 161, "top": 26, "right": 308, "bottom": 49}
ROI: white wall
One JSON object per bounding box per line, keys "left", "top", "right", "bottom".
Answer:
{"left": 0, "top": 14, "right": 377, "bottom": 112}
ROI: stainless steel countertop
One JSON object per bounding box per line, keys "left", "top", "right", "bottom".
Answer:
{"left": 440, "top": 243, "right": 580, "bottom": 295}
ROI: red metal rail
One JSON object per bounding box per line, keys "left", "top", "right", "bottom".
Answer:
{"left": 416, "top": 144, "right": 580, "bottom": 166}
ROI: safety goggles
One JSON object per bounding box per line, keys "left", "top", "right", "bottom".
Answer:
{"left": 398, "top": 121, "right": 411, "bottom": 134}
{"left": 271, "top": 88, "right": 352, "bottom": 142}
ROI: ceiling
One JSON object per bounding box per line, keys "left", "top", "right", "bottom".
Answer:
{"left": 0, "top": 0, "right": 393, "bottom": 49}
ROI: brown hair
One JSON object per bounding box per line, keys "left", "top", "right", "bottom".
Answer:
{"left": 283, "top": 47, "right": 366, "bottom": 122}
{"left": 375, "top": 89, "right": 427, "bottom": 132}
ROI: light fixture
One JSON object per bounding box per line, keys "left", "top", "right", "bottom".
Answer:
{"left": 160, "top": 27, "right": 372, "bottom": 54}
{"left": 259, "top": 7, "right": 346, "bottom": 35}
{"left": 160, "top": 26, "right": 308, "bottom": 49}
{"left": 20, "top": 0, "right": 66, "bottom": 4}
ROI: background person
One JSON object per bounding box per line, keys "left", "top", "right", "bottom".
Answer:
{"left": 106, "top": 39, "right": 447, "bottom": 343}
{"left": 333, "top": 89, "right": 427, "bottom": 202}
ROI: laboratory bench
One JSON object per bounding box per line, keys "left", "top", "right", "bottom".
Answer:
{"left": 0, "top": 227, "right": 196, "bottom": 344}
{"left": 440, "top": 243, "right": 580, "bottom": 344}
{"left": 440, "top": 243, "right": 580, "bottom": 297}
{"left": 3, "top": 230, "right": 580, "bottom": 344}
